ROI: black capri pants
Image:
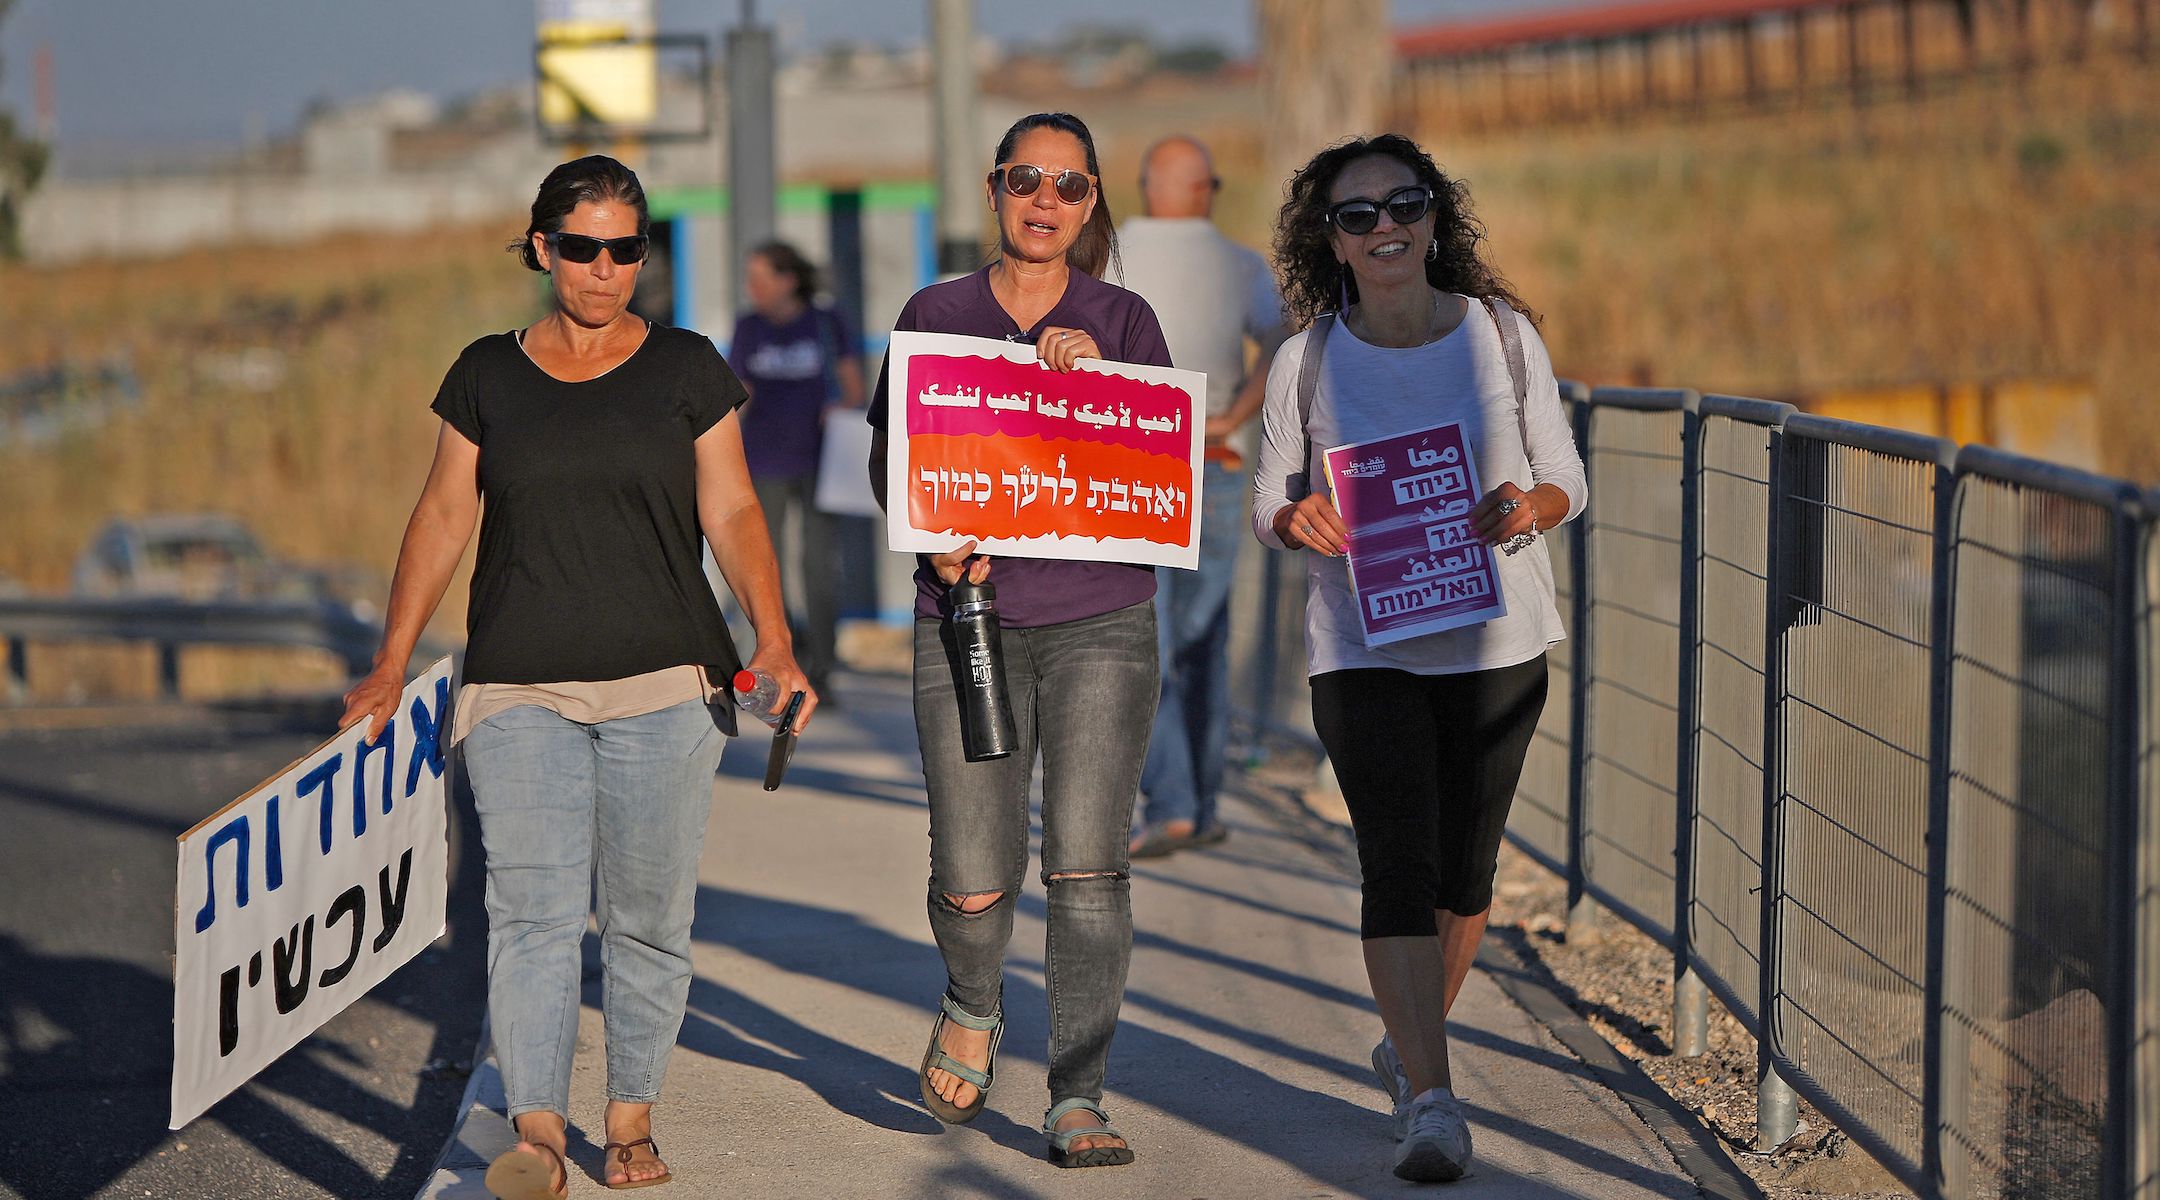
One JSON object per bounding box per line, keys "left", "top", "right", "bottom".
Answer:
{"left": 1309, "top": 655, "right": 1549, "bottom": 938}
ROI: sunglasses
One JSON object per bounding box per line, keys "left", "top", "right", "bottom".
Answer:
{"left": 1325, "top": 186, "right": 1435, "bottom": 236}
{"left": 991, "top": 162, "right": 1096, "bottom": 205}
{"left": 543, "top": 231, "right": 650, "bottom": 265}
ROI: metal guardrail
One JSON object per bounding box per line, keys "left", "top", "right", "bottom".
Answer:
{"left": 1230, "top": 382, "right": 2159, "bottom": 1200}
{"left": 0, "top": 596, "right": 386, "bottom": 700}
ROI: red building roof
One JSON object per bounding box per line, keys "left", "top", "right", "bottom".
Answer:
{"left": 1397, "top": 0, "right": 1831, "bottom": 58}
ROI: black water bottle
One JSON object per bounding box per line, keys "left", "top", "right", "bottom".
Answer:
{"left": 948, "top": 578, "right": 1016, "bottom": 761}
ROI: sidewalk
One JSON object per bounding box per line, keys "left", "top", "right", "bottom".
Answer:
{"left": 419, "top": 669, "right": 1704, "bottom": 1199}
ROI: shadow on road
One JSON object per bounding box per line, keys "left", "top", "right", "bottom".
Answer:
{"left": 0, "top": 715, "right": 490, "bottom": 1200}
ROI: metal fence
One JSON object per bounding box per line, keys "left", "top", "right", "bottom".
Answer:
{"left": 1230, "top": 385, "right": 2159, "bottom": 1200}
{"left": 0, "top": 595, "right": 388, "bottom": 701}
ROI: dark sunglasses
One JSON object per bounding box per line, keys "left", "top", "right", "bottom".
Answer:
{"left": 991, "top": 162, "right": 1096, "bottom": 205}
{"left": 543, "top": 231, "right": 650, "bottom": 265}
{"left": 1325, "top": 186, "right": 1434, "bottom": 236}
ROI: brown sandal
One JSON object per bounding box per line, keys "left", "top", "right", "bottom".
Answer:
{"left": 484, "top": 1140, "right": 568, "bottom": 1199}
{"left": 602, "top": 1135, "right": 672, "bottom": 1190}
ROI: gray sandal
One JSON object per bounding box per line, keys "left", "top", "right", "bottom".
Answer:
{"left": 919, "top": 994, "right": 1002, "bottom": 1125}
{"left": 1042, "top": 1097, "right": 1135, "bottom": 1168}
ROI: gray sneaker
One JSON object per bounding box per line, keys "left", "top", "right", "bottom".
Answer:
{"left": 1371, "top": 1036, "right": 1412, "bottom": 1138}
{"left": 1394, "top": 1093, "right": 1472, "bottom": 1183}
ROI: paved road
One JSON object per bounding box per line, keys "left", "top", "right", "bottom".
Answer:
{"left": 0, "top": 700, "right": 486, "bottom": 1200}
{"left": 425, "top": 670, "right": 1701, "bottom": 1198}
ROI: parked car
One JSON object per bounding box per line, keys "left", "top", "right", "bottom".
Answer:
{"left": 70, "top": 514, "right": 379, "bottom": 617}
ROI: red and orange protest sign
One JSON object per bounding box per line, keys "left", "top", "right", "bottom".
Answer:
{"left": 885, "top": 331, "right": 1206, "bottom": 569}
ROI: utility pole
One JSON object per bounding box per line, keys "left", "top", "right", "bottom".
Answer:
{"left": 929, "top": 0, "right": 982, "bottom": 274}
{"left": 727, "top": 0, "right": 777, "bottom": 307}
{"left": 1256, "top": 0, "right": 1391, "bottom": 186}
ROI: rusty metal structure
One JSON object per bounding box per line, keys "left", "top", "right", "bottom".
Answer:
{"left": 1395, "top": 0, "right": 2149, "bottom": 129}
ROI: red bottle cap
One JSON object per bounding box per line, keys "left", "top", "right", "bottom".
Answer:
{"left": 733, "top": 670, "right": 757, "bottom": 692}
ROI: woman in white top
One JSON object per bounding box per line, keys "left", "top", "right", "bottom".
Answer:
{"left": 1250, "top": 133, "right": 1587, "bottom": 1184}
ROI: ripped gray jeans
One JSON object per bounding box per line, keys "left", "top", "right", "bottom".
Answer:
{"left": 911, "top": 600, "right": 1158, "bottom": 1105}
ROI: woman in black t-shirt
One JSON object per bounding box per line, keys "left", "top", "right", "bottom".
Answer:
{"left": 340, "top": 156, "right": 813, "bottom": 1199}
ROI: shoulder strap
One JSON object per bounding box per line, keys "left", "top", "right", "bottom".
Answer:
{"left": 1292, "top": 314, "right": 1335, "bottom": 498}
{"left": 1481, "top": 297, "right": 1529, "bottom": 410}
{"left": 1481, "top": 296, "right": 1534, "bottom": 460}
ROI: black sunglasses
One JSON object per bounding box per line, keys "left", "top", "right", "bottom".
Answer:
{"left": 991, "top": 162, "right": 1096, "bottom": 205}
{"left": 1325, "top": 186, "right": 1434, "bottom": 236}
{"left": 543, "top": 231, "right": 650, "bottom": 265}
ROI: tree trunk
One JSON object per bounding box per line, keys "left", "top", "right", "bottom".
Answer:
{"left": 1256, "top": 0, "right": 1393, "bottom": 190}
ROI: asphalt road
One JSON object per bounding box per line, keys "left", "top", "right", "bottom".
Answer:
{"left": 0, "top": 700, "right": 486, "bottom": 1200}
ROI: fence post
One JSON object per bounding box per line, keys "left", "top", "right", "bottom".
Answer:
{"left": 1760, "top": 1062, "right": 1800, "bottom": 1152}
{"left": 157, "top": 642, "right": 182, "bottom": 701}
{"left": 1921, "top": 457, "right": 1964, "bottom": 1196}
{"left": 1673, "top": 397, "right": 1710, "bottom": 1057}
{"left": 1566, "top": 394, "right": 1597, "bottom": 937}
{"left": 1756, "top": 422, "right": 1799, "bottom": 1151}
{"left": 2104, "top": 498, "right": 2143, "bottom": 1200}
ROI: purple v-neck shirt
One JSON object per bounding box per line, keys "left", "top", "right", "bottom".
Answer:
{"left": 869, "top": 266, "right": 1174, "bottom": 627}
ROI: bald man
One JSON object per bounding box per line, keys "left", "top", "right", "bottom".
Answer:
{"left": 1117, "top": 135, "right": 1289, "bottom": 858}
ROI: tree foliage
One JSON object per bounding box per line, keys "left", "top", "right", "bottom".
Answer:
{"left": 0, "top": 0, "right": 51, "bottom": 260}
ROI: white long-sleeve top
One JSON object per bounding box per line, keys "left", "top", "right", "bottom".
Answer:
{"left": 1250, "top": 297, "right": 1589, "bottom": 678}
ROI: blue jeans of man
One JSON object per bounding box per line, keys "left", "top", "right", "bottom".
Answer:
{"left": 1139, "top": 460, "right": 1247, "bottom": 833}
{"left": 460, "top": 698, "right": 726, "bottom": 1122}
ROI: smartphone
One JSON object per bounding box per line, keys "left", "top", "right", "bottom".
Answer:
{"left": 762, "top": 691, "right": 806, "bottom": 792}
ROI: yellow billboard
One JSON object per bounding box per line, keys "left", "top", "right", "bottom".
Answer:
{"left": 537, "top": 0, "right": 656, "bottom": 130}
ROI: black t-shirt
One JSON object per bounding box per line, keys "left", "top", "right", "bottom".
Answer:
{"left": 431, "top": 324, "right": 748, "bottom": 685}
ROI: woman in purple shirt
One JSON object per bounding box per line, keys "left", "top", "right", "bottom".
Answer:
{"left": 868, "top": 111, "right": 1169, "bottom": 1169}
{"left": 731, "top": 241, "right": 865, "bottom": 697}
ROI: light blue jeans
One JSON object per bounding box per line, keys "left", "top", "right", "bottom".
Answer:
{"left": 1139, "top": 461, "right": 1247, "bottom": 832}
{"left": 460, "top": 697, "right": 726, "bottom": 1121}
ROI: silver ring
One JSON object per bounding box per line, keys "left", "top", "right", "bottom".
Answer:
{"left": 1496, "top": 498, "right": 1522, "bottom": 517}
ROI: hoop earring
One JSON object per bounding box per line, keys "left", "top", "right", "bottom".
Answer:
{"left": 1425, "top": 239, "right": 1440, "bottom": 262}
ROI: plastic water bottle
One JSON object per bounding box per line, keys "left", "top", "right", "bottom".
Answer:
{"left": 732, "top": 668, "right": 785, "bottom": 728}
{"left": 947, "top": 578, "right": 1016, "bottom": 761}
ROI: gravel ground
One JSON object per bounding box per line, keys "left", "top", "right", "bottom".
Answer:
{"left": 1235, "top": 735, "right": 1919, "bottom": 1200}
{"left": 1482, "top": 840, "right": 1916, "bottom": 1200}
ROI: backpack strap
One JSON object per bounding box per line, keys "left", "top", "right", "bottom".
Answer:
{"left": 1481, "top": 296, "right": 1529, "bottom": 411}
{"left": 1292, "top": 300, "right": 1530, "bottom": 503}
{"left": 1481, "top": 296, "right": 1535, "bottom": 469}
{"left": 1289, "top": 313, "right": 1335, "bottom": 500}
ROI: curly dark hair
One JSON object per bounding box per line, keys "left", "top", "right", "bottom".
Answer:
{"left": 1272, "top": 133, "right": 1534, "bottom": 331}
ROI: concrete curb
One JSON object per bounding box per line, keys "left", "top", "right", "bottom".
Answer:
{"left": 414, "top": 1018, "right": 513, "bottom": 1200}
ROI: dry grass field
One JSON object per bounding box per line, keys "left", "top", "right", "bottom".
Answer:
{"left": 1426, "top": 56, "right": 2160, "bottom": 485}
{"left": 0, "top": 222, "right": 542, "bottom": 637}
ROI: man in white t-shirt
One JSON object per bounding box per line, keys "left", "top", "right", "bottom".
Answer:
{"left": 1117, "top": 135, "right": 1290, "bottom": 857}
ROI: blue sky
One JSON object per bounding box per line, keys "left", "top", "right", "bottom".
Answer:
{"left": 0, "top": 0, "right": 1574, "bottom": 156}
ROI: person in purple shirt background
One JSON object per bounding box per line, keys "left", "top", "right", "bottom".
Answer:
{"left": 731, "top": 240, "right": 865, "bottom": 698}
{"left": 868, "top": 111, "right": 1170, "bottom": 1169}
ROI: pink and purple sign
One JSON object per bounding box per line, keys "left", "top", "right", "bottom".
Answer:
{"left": 1324, "top": 421, "right": 1507, "bottom": 647}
